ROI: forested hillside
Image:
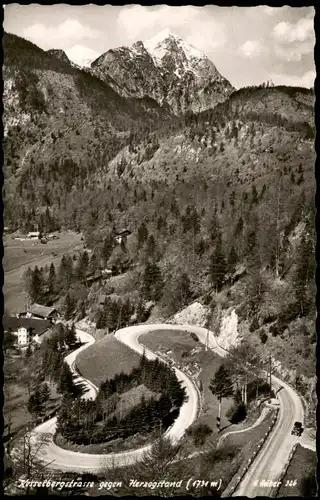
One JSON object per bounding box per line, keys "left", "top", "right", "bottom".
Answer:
{"left": 3, "top": 32, "right": 175, "bottom": 232}
{"left": 4, "top": 32, "right": 316, "bottom": 397}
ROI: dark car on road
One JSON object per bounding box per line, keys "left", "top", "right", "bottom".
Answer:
{"left": 291, "top": 421, "right": 303, "bottom": 436}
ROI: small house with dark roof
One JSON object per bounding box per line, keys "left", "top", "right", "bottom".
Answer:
{"left": 101, "top": 268, "right": 112, "bottom": 278}
{"left": 99, "top": 294, "right": 107, "bottom": 306}
{"left": 98, "top": 293, "right": 122, "bottom": 307}
{"left": 27, "top": 231, "right": 40, "bottom": 239}
{"left": 115, "top": 229, "right": 131, "bottom": 245}
{"left": 19, "top": 304, "right": 59, "bottom": 321}
{"left": 82, "top": 270, "right": 103, "bottom": 286}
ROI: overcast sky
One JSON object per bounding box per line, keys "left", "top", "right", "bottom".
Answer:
{"left": 4, "top": 4, "right": 315, "bottom": 89}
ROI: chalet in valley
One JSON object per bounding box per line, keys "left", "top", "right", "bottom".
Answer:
{"left": 82, "top": 270, "right": 103, "bottom": 286}
{"left": 18, "top": 304, "right": 59, "bottom": 321}
{"left": 101, "top": 268, "right": 112, "bottom": 278}
{"left": 27, "top": 231, "right": 40, "bottom": 239}
{"left": 82, "top": 268, "right": 112, "bottom": 287}
{"left": 98, "top": 293, "right": 122, "bottom": 307}
{"left": 115, "top": 229, "right": 131, "bottom": 245}
{"left": 3, "top": 316, "right": 52, "bottom": 346}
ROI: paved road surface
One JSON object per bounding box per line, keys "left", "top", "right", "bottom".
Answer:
{"left": 231, "top": 377, "right": 304, "bottom": 497}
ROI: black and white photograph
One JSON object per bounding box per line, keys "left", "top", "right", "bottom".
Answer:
{"left": 2, "top": 3, "right": 316, "bottom": 497}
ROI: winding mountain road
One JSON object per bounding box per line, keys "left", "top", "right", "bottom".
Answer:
{"left": 23, "top": 325, "right": 223, "bottom": 472}
{"left": 15, "top": 322, "right": 308, "bottom": 496}
{"left": 231, "top": 376, "right": 304, "bottom": 497}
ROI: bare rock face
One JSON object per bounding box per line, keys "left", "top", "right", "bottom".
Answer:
{"left": 92, "top": 41, "right": 165, "bottom": 103}
{"left": 91, "top": 29, "right": 234, "bottom": 115}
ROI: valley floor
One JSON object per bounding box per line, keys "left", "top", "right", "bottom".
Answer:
{"left": 3, "top": 231, "right": 84, "bottom": 314}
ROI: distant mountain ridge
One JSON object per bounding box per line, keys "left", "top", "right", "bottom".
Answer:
{"left": 2, "top": 30, "right": 314, "bottom": 238}
{"left": 90, "top": 29, "right": 234, "bottom": 115}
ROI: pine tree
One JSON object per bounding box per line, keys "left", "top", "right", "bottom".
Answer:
{"left": 122, "top": 298, "right": 134, "bottom": 326}
{"left": 104, "top": 299, "right": 120, "bottom": 331}
{"left": 64, "top": 292, "right": 75, "bottom": 321}
{"left": 57, "top": 362, "right": 76, "bottom": 396}
{"left": 260, "top": 184, "right": 266, "bottom": 199}
{"left": 233, "top": 216, "right": 245, "bottom": 260}
{"left": 54, "top": 323, "right": 67, "bottom": 351}
{"left": 102, "top": 233, "right": 114, "bottom": 265}
{"left": 251, "top": 184, "right": 258, "bottom": 205}
{"left": 136, "top": 300, "right": 149, "bottom": 323}
{"left": 111, "top": 301, "right": 121, "bottom": 330}
{"left": 96, "top": 310, "right": 106, "bottom": 329}
{"left": 229, "top": 190, "right": 236, "bottom": 207}
{"left": 246, "top": 226, "right": 262, "bottom": 273}
{"left": 168, "top": 272, "right": 192, "bottom": 310}
{"left": 75, "top": 251, "right": 89, "bottom": 281}
{"left": 234, "top": 216, "right": 244, "bottom": 237}
{"left": 23, "top": 266, "right": 34, "bottom": 304}
{"left": 25, "top": 343, "right": 32, "bottom": 358}
{"left": 48, "top": 262, "right": 56, "bottom": 297}
{"left": 50, "top": 351, "right": 62, "bottom": 383}
{"left": 99, "top": 296, "right": 111, "bottom": 330}
{"left": 78, "top": 300, "right": 86, "bottom": 320}
{"left": 210, "top": 239, "right": 227, "bottom": 293}
{"left": 45, "top": 206, "right": 54, "bottom": 232}
{"left": 33, "top": 363, "right": 45, "bottom": 389}
{"left": 108, "top": 246, "right": 130, "bottom": 274}
{"left": 40, "top": 383, "right": 50, "bottom": 413}
{"left": 138, "top": 223, "right": 149, "bottom": 248}
{"left": 146, "top": 234, "right": 156, "bottom": 261}
{"left": 59, "top": 254, "right": 74, "bottom": 290}
{"left": 182, "top": 205, "right": 200, "bottom": 234}
{"left": 142, "top": 262, "right": 163, "bottom": 301}
{"left": 66, "top": 323, "right": 77, "bottom": 348}
{"left": 228, "top": 246, "right": 238, "bottom": 273}
{"left": 294, "top": 233, "right": 315, "bottom": 315}
{"left": 30, "top": 266, "right": 42, "bottom": 303}
{"left": 27, "top": 390, "right": 45, "bottom": 419}
{"left": 209, "top": 365, "right": 234, "bottom": 431}
{"left": 297, "top": 173, "right": 304, "bottom": 186}
{"left": 208, "top": 211, "right": 221, "bottom": 244}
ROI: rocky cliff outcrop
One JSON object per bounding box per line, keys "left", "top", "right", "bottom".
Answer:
{"left": 46, "top": 49, "right": 71, "bottom": 65}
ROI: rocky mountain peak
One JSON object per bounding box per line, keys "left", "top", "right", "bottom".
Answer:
{"left": 144, "top": 29, "right": 218, "bottom": 82}
{"left": 90, "top": 29, "right": 234, "bottom": 114}
{"left": 144, "top": 28, "right": 206, "bottom": 65}
{"left": 144, "top": 28, "right": 182, "bottom": 52}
